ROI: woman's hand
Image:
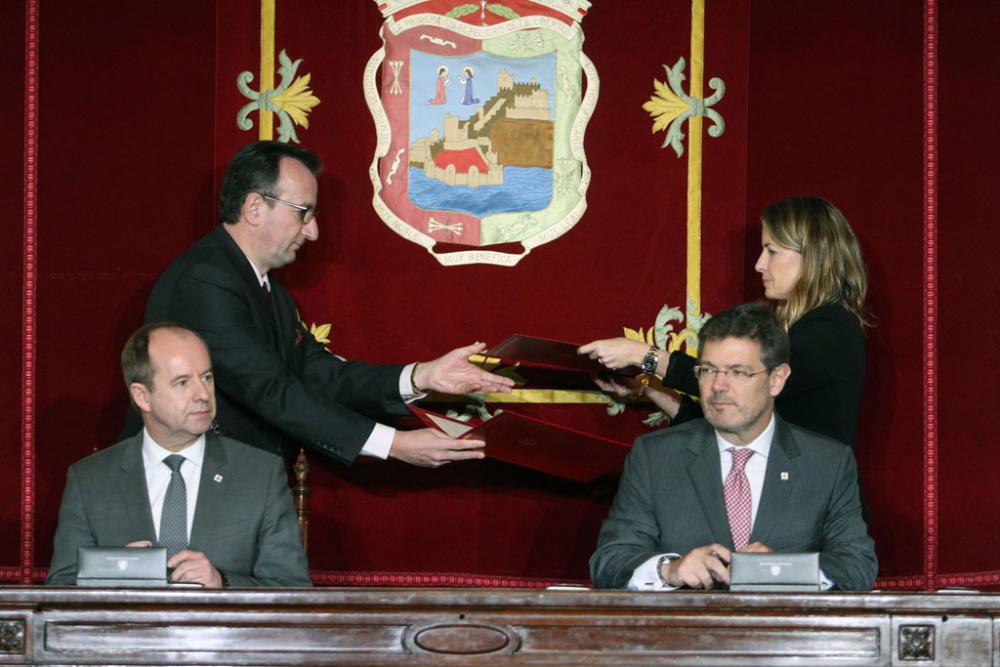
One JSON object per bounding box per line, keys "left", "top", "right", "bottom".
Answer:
{"left": 578, "top": 337, "right": 649, "bottom": 370}
{"left": 592, "top": 376, "right": 641, "bottom": 397}
{"left": 592, "top": 377, "right": 682, "bottom": 420}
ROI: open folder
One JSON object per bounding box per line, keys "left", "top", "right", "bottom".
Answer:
{"left": 487, "top": 334, "right": 642, "bottom": 378}
{"left": 411, "top": 406, "right": 631, "bottom": 483}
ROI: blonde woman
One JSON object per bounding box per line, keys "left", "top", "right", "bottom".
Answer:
{"left": 580, "top": 196, "right": 869, "bottom": 448}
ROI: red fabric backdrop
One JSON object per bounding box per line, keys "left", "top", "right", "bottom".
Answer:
{"left": 937, "top": 0, "right": 1000, "bottom": 582}
{"left": 0, "top": 0, "right": 26, "bottom": 572}
{"left": 745, "top": 0, "right": 927, "bottom": 584}
{"left": 3, "top": 0, "right": 997, "bottom": 588}
{"left": 30, "top": 0, "right": 219, "bottom": 581}
{"left": 209, "top": 0, "right": 749, "bottom": 581}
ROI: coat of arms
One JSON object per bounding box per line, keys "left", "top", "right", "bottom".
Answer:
{"left": 366, "top": 0, "right": 597, "bottom": 266}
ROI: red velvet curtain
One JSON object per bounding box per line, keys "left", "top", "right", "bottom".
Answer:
{"left": 3, "top": 0, "right": 998, "bottom": 589}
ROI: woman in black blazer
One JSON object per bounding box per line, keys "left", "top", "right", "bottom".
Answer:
{"left": 580, "top": 196, "right": 869, "bottom": 448}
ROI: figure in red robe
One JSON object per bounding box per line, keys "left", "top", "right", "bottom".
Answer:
{"left": 428, "top": 66, "right": 449, "bottom": 105}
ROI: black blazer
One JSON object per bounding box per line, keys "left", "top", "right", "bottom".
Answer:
{"left": 589, "top": 416, "right": 877, "bottom": 591}
{"left": 137, "top": 225, "right": 410, "bottom": 464}
{"left": 664, "top": 303, "right": 865, "bottom": 448}
{"left": 47, "top": 433, "right": 312, "bottom": 587}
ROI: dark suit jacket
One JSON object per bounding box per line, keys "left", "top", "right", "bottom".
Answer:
{"left": 134, "top": 224, "right": 410, "bottom": 464}
{"left": 664, "top": 303, "right": 865, "bottom": 448}
{"left": 46, "top": 432, "right": 311, "bottom": 587}
{"left": 589, "top": 416, "right": 876, "bottom": 591}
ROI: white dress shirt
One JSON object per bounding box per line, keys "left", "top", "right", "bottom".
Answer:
{"left": 142, "top": 429, "right": 205, "bottom": 541}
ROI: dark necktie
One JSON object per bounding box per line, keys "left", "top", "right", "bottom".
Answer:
{"left": 261, "top": 281, "right": 273, "bottom": 314}
{"left": 159, "top": 454, "right": 188, "bottom": 558}
{"left": 724, "top": 447, "right": 754, "bottom": 550}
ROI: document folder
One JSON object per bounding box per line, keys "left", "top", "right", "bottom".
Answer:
{"left": 411, "top": 406, "right": 630, "bottom": 483}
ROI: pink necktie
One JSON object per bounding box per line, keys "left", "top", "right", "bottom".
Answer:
{"left": 724, "top": 447, "right": 754, "bottom": 550}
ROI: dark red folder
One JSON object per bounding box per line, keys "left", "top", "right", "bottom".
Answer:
{"left": 410, "top": 406, "right": 630, "bottom": 483}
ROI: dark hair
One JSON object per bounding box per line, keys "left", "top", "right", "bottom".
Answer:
{"left": 218, "top": 141, "right": 323, "bottom": 224}
{"left": 121, "top": 322, "right": 206, "bottom": 391}
{"left": 697, "top": 302, "right": 790, "bottom": 369}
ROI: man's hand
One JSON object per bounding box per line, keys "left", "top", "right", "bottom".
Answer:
{"left": 663, "top": 544, "right": 732, "bottom": 589}
{"left": 126, "top": 540, "right": 153, "bottom": 548}
{"left": 578, "top": 337, "right": 649, "bottom": 371}
{"left": 168, "top": 550, "right": 222, "bottom": 588}
{"left": 739, "top": 542, "right": 773, "bottom": 553}
{"left": 389, "top": 428, "right": 485, "bottom": 468}
{"left": 413, "top": 342, "right": 515, "bottom": 395}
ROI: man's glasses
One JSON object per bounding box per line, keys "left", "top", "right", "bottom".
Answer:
{"left": 261, "top": 194, "right": 317, "bottom": 224}
{"left": 692, "top": 365, "right": 770, "bottom": 382}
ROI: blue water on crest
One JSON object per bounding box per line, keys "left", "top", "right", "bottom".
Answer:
{"left": 409, "top": 166, "right": 552, "bottom": 217}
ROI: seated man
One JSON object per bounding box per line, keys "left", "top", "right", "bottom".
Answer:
{"left": 590, "top": 302, "right": 876, "bottom": 591}
{"left": 47, "top": 323, "right": 311, "bottom": 587}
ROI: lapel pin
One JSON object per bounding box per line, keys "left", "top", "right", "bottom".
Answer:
{"left": 213, "top": 474, "right": 223, "bottom": 483}
{"left": 780, "top": 472, "right": 789, "bottom": 480}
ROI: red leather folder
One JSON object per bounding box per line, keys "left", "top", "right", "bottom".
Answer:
{"left": 487, "top": 334, "right": 641, "bottom": 378}
{"left": 410, "top": 406, "right": 631, "bottom": 483}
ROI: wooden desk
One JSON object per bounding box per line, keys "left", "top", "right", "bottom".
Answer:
{"left": 0, "top": 587, "right": 995, "bottom": 665}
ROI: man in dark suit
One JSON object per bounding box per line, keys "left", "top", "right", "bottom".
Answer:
{"left": 590, "top": 303, "right": 875, "bottom": 591}
{"left": 49, "top": 323, "right": 311, "bottom": 587}
{"left": 133, "top": 140, "right": 513, "bottom": 468}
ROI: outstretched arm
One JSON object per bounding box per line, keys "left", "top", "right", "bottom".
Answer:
{"left": 389, "top": 428, "right": 486, "bottom": 468}
{"left": 412, "top": 342, "right": 515, "bottom": 395}
{"left": 578, "top": 338, "right": 666, "bottom": 375}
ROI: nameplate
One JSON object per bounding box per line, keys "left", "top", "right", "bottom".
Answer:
{"left": 77, "top": 547, "right": 167, "bottom": 587}
{"left": 730, "top": 552, "right": 821, "bottom": 592}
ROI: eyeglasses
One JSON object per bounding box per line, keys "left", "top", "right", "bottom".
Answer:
{"left": 692, "top": 365, "right": 770, "bottom": 382}
{"left": 261, "top": 194, "right": 317, "bottom": 224}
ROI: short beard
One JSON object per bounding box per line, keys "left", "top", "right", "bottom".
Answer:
{"left": 708, "top": 403, "right": 770, "bottom": 442}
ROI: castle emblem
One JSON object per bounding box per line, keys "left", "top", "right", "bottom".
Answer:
{"left": 410, "top": 68, "right": 553, "bottom": 194}
{"left": 365, "top": 3, "right": 597, "bottom": 266}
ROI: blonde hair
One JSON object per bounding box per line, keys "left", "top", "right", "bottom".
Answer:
{"left": 762, "top": 196, "right": 870, "bottom": 328}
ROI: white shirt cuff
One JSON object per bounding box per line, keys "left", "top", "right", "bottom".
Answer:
{"left": 360, "top": 364, "right": 427, "bottom": 461}
{"left": 399, "top": 362, "right": 427, "bottom": 402}
{"left": 627, "top": 553, "right": 681, "bottom": 591}
{"left": 359, "top": 423, "right": 395, "bottom": 460}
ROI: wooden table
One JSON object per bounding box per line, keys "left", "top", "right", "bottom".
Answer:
{"left": 0, "top": 587, "right": 995, "bottom": 665}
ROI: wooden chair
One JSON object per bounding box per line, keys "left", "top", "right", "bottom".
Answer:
{"left": 293, "top": 449, "right": 309, "bottom": 553}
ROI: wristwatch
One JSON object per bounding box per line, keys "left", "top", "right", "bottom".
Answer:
{"left": 640, "top": 345, "right": 660, "bottom": 375}
{"left": 656, "top": 554, "right": 679, "bottom": 586}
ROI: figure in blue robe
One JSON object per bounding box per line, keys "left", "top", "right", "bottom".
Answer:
{"left": 459, "top": 67, "right": 479, "bottom": 105}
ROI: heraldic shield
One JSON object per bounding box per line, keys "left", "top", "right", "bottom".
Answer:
{"left": 365, "top": 2, "right": 598, "bottom": 266}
